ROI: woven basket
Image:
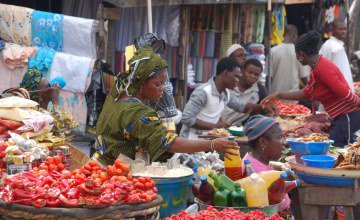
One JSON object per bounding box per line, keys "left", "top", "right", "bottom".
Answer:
{"left": 0, "top": 195, "right": 162, "bottom": 220}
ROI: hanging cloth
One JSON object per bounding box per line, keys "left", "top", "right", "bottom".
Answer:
{"left": 32, "top": 10, "right": 64, "bottom": 51}
{"left": 0, "top": 4, "right": 33, "bottom": 46}
{"left": 271, "top": 5, "right": 287, "bottom": 46}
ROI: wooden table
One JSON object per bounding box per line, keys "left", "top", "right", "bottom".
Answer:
{"left": 290, "top": 181, "right": 360, "bottom": 220}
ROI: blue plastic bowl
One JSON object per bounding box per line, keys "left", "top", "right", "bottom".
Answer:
{"left": 287, "top": 138, "right": 333, "bottom": 163}
{"left": 301, "top": 155, "right": 336, "bottom": 168}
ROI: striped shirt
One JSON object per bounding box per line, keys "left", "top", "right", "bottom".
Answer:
{"left": 303, "top": 56, "right": 360, "bottom": 119}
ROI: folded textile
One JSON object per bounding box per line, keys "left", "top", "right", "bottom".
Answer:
{"left": 2, "top": 43, "right": 37, "bottom": 69}
{"left": 32, "top": 10, "right": 64, "bottom": 51}
{"left": 0, "top": 4, "right": 33, "bottom": 46}
{"left": 191, "top": 32, "right": 200, "bottom": 57}
{"left": 195, "top": 58, "right": 203, "bottom": 82}
{"left": 28, "top": 47, "right": 56, "bottom": 71}
{"left": 49, "top": 52, "right": 92, "bottom": 93}
{"left": 205, "top": 31, "right": 216, "bottom": 57}
{"left": 0, "top": 54, "right": 28, "bottom": 92}
{"left": 214, "top": 33, "right": 222, "bottom": 59}
{"left": 202, "top": 58, "right": 212, "bottom": 82}
{"left": 197, "top": 32, "right": 206, "bottom": 57}
{"left": 62, "top": 15, "right": 98, "bottom": 59}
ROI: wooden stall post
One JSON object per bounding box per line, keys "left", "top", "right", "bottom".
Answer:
{"left": 177, "top": 5, "right": 191, "bottom": 110}
{"left": 266, "top": 0, "right": 272, "bottom": 94}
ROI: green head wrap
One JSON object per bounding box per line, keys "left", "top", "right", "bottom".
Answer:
{"left": 117, "top": 46, "right": 167, "bottom": 96}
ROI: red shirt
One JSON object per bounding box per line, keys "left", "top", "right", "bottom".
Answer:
{"left": 303, "top": 56, "right": 360, "bottom": 119}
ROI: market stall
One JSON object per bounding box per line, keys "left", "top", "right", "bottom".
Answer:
{"left": 284, "top": 133, "right": 360, "bottom": 219}
{"left": 0, "top": 94, "right": 163, "bottom": 219}
{"left": 0, "top": 3, "right": 99, "bottom": 131}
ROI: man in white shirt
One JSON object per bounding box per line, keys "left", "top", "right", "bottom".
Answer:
{"left": 269, "top": 25, "right": 309, "bottom": 94}
{"left": 320, "top": 19, "right": 354, "bottom": 91}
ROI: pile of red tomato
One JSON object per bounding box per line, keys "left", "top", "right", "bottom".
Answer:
{"left": 0, "top": 157, "right": 157, "bottom": 208}
{"left": 275, "top": 101, "right": 310, "bottom": 115}
{"left": 0, "top": 141, "right": 7, "bottom": 169}
{"left": 164, "top": 207, "right": 284, "bottom": 220}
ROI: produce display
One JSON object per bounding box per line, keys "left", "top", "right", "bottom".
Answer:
{"left": 163, "top": 207, "right": 284, "bottom": 220}
{"left": 278, "top": 113, "right": 331, "bottom": 138}
{"left": 0, "top": 158, "right": 158, "bottom": 208}
{"left": 208, "top": 128, "right": 231, "bottom": 137}
{"left": 335, "top": 139, "right": 360, "bottom": 170}
{"left": 275, "top": 101, "right": 310, "bottom": 115}
{"left": 296, "top": 133, "right": 329, "bottom": 142}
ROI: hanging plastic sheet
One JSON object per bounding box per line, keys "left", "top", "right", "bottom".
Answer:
{"left": 49, "top": 52, "right": 92, "bottom": 93}
{"left": 62, "top": 15, "right": 99, "bottom": 59}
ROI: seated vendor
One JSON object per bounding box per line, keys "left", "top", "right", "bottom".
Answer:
{"left": 180, "top": 57, "right": 262, "bottom": 139}
{"left": 242, "top": 115, "right": 289, "bottom": 211}
{"left": 19, "top": 68, "right": 59, "bottom": 109}
{"left": 222, "top": 59, "right": 268, "bottom": 125}
{"left": 95, "top": 47, "right": 240, "bottom": 165}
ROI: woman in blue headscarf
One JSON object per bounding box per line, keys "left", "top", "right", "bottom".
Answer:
{"left": 242, "top": 115, "right": 289, "bottom": 211}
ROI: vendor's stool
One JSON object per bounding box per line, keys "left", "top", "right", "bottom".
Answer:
{"left": 290, "top": 181, "right": 360, "bottom": 220}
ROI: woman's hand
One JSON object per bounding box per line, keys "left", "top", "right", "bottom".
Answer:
{"left": 260, "top": 93, "right": 279, "bottom": 115}
{"left": 213, "top": 138, "right": 240, "bottom": 160}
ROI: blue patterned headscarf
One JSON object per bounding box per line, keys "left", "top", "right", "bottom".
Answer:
{"left": 244, "top": 115, "right": 279, "bottom": 142}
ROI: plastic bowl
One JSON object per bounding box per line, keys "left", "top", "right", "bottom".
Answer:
{"left": 228, "top": 126, "right": 244, "bottom": 137}
{"left": 301, "top": 155, "right": 336, "bottom": 168}
{"left": 287, "top": 138, "right": 333, "bottom": 163}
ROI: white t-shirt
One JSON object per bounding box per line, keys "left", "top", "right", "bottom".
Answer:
{"left": 221, "top": 83, "right": 260, "bottom": 124}
{"left": 270, "top": 43, "right": 309, "bottom": 93}
{"left": 320, "top": 36, "right": 354, "bottom": 91}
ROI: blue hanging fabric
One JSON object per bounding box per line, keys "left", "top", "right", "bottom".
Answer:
{"left": 32, "top": 10, "right": 64, "bottom": 51}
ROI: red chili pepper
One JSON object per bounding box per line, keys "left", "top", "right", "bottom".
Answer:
{"left": 22, "top": 172, "right": 38, "bottom": 182}
{"left": 58, "top": 194, "right": 78, "bottom": 207}
{"left": 10, "top": 179, "right": 24, "bottom": 189}
{"left": 3, "top": 185, "right": 14, "bottom": 204}
{"left": 34, "top": 199, "right": 46, "bottom": 208}
{"left": 99, "top": 193, "right": 112, "bottom": 204}
{"left": 46, "top": 199, "right": 60, "bottom": 207}
{"left": 59, "top": 179, "right": 70, "bottom": 194}
{"left": 0, "top": 118, "right": 22, "bottom": 130}
{"left": 47, "top": 187, "right": 61, "bottom": 199}
{"left": 78, "top": 183, "right": 102, "bottom": 195}
{"left": 14, "top": 188, "right": 35, "bottom": 200}
{"left": 13, "top": 198, "right": 33, "bottom": 206}
{"left": 85, "top": 196, "right": 102, "bottom": 206}
{"left": 66, "top": 188, "right": 80, "bottom": 199}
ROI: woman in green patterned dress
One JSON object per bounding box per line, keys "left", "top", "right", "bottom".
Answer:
{"left": 95, "top": 47, "right": 239, "bottom": 165}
